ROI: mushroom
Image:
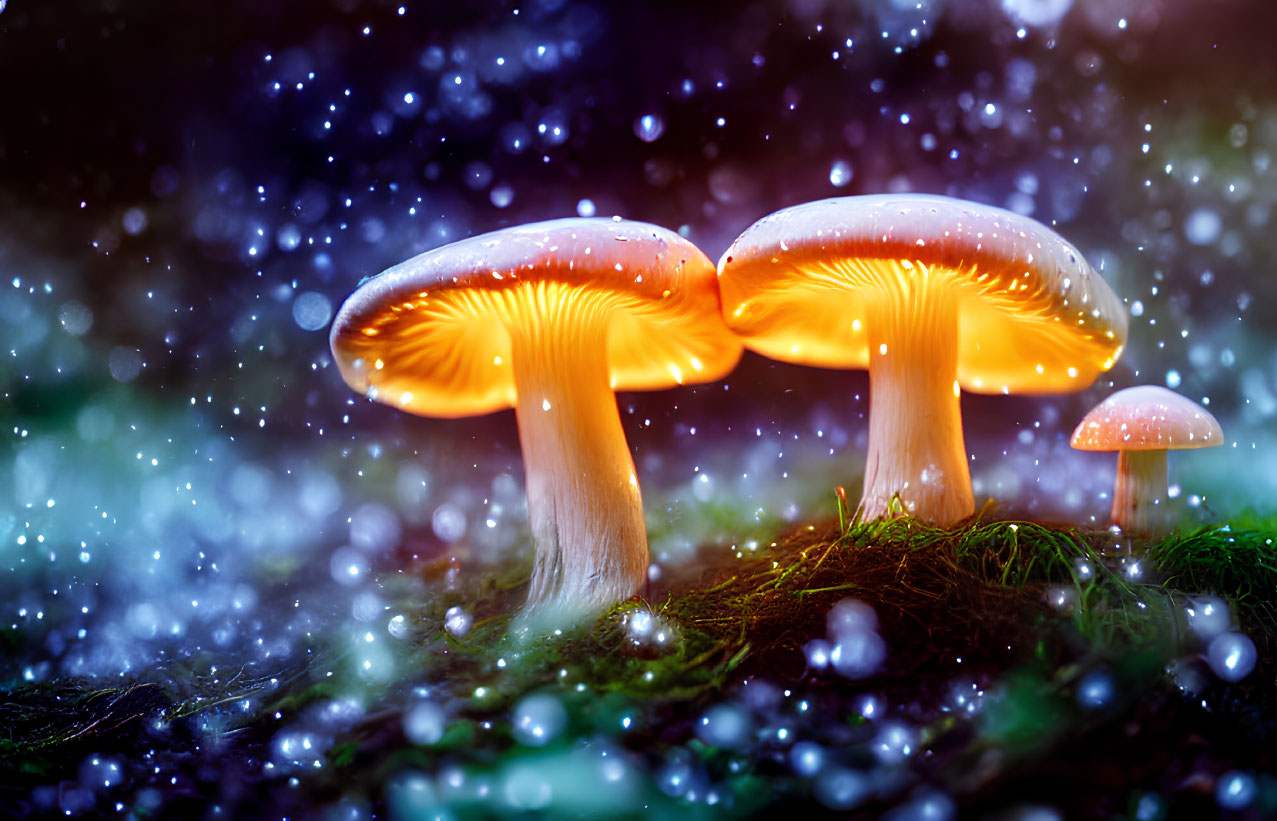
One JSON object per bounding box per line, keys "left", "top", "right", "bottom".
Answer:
{"left": 717, "top": 194, "right": 1128, "bottom": 525}
{"left": 329, "top": 218, "right": 741, "bottom": 626}
{"left": 1070, "top": 385, "right": 1222, "bottom": 537}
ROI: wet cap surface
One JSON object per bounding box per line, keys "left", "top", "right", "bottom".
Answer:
{"left": 1071, "top": 385, "right": 1224, "bottom": 451}
{"left": 718, "top": 194, "right": 1128, "bottom": 394}
{"left": 330, "top": 218, "right": 741, "bottom": 417}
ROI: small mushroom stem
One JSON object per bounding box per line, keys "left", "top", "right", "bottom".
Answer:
{"left": 860, "top": 271, "right": 973, "bottom": 525}
{"left": 1111, "top": 449, "right": 1169, "bottom": 537}
{"left": 509, "top": 313, "right": 647, "bottom": 626}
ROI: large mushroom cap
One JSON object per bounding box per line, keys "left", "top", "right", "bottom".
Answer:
{"left": 1070, "top": 385, "right": 1223, "bottom": 451}
{"left": 330, "top": 217, "right": 741, "bottom": 417}
{"left": 717, "top": 194, "right": 1128, "bottom": 394}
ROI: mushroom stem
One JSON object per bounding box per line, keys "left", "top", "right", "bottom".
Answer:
{"left": 1111, "top": 448, "right": 1168, "bottom": 537}
{"left": 509, "top": 314, "right": 647, "bottom": 625}
{"left": 860, "top": 272, "right": 973, "bottom": 525}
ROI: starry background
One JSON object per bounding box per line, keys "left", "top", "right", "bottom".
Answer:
{"left": 1, "top": 0, "right": 1276, "bottom": 808}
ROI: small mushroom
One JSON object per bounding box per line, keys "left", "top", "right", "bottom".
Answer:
{"left": 330, "top": 218, "right": 741, "bottom": 627}
{"left": 1070, "top": 385, "right": 1223, "bottom": 537}
{"left": 718, "top": 194, "right": 1127, "bottom": 525}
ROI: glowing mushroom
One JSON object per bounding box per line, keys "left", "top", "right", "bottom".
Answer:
{"left": 330, "top": 218, "right": 741, "bottom": 627}
{"left": 718, "top": 194, "right": 1127, "bottom": 525}
{"left": 1070, "top": 385, "right": 1222, "bottom": 537}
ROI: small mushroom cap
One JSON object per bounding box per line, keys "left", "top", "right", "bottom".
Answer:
{"left": 330, "top": 218, "right": 742, "bottom": 417}
{"left": 717, "top": 194, "right": 1128, "bottom": 394}
{"left": 1070, "top": 385, "right": 1224, "bottom": 451}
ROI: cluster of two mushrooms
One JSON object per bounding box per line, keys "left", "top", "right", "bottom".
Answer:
{"left": 718, "top": 197, "right": 1222, "bottom": 538}
{"left": 328, "top": 196, "right": 1203, "bottom": 629}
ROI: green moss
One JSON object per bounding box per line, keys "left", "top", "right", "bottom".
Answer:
{"left": 4, "top": 505, "right": 1275, "bottom": 808}
{"left": 379, "top": 506, "right": 1277, "bottom": 713}
{"left": 1149, "top": 525, "right": 1277, "bottom": 630}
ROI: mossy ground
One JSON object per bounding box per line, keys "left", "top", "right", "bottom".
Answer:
{"left": 3, "top": 507, "right": 1277, "bottom": 818}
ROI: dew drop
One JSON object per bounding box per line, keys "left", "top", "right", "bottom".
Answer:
{"left": 292, "top": 291, "right": 333, "bottom": 331}
{"left": 633, "top": 113, "right": 665, "bottom": 143}
{"left": 277, "top": 223, "right": 302, "bottom": 251}
{"left": 694, "top": 703, "right": 753, "bottom": 750}
{"left": 789, "top": 741, "right": 824, "bottom": 777}
{"left": 444, "top": 605, "right": 472, "bottom": 638}
{"left": 122, "top": 207, "right": 148, "bottom": 235}
{"left": 58, "top": 301, "right": 94, "bottom": 335}
{"left": 1184, "top": 208, "right": 1222, "bottom": 245}
{"left": 1076, "top": 669, "right": 1114, "bottom": 708}
{"left": 108, "top": 347, "right": 142, "bottom": 382}
{"left": 814, "top": 766, "right": 869, "bottom": 810}
{"left": 490, "top": 184, "right": 515, "bottom": 208}
{"left": 403, "top": 702, "right": 447, "bottom": 745}
{"left": 1207, "top": 632, "right": 1257, "bottom": 681}
{"left": 431, "top": 503, "right": 467, "bottom": 542}
{"left": 1186, "top": 596, "right": 1230, "bottom": 639}
{"left": 1216, "top": 771, "right": 1257, "bottom": 809}
{"left": 512, "top": 693, "right": 567, "bottom": 746}
{"left": 829, "top": 160, "right": 853, "bottom": 187}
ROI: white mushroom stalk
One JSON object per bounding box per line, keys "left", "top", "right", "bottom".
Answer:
{"left": 1111, "top": 449, "right": 1168, "bottom": 537}
{"left": 504, "top": 291, "right": 646, "bottom": 623}
{"left": 328, "top": 218, "right": 741, "bottom": 631}
{"left": 860, "top": 264, "right": 971, "bottom": 522}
